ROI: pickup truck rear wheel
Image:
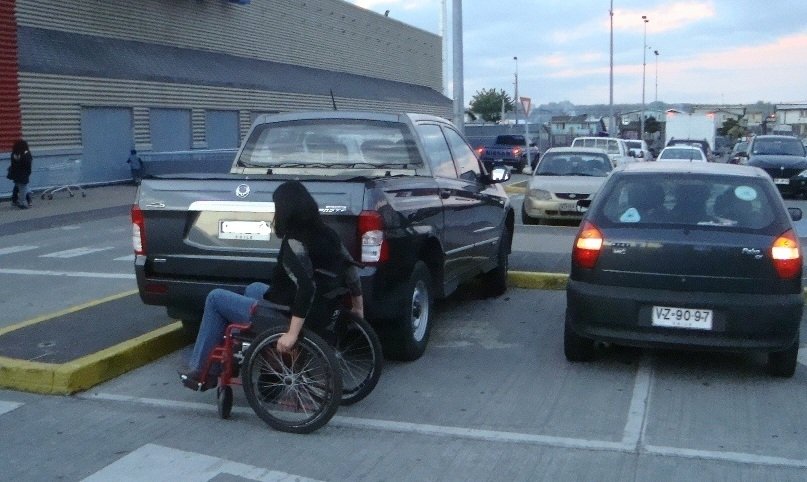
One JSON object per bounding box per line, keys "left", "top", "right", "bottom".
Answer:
{"left": 384, "top": 261, "right": 433, "bottom": 361}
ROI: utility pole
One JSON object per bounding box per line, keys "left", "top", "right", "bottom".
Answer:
{"left": 654, "top": 49, "right": 659, "bottom": 103}
{"left": 514, "top": 56, "right": 519, "bottom": 129}
{"left": 641, "top": 15, "right": 648, "bottom": 141}
{"left": 452, "top": 0, "right": 464, "bottom": 132}
{"left": 609, "top": 0, "right": 614, "bottom": 136}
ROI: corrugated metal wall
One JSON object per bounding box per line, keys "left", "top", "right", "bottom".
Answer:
{"left": 15, "top": 0, "right": 441, "bottom": 91}
{"left": 18, "top": 73, "right": 451, "bottom": 150}
{"left": 0, "top": 0, "right": 21, "bottom": 151}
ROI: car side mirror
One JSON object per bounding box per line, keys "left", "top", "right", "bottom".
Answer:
{"left": 788, "top": 207, "right": 802, "bottom": 221}
{"left": 576, "top": 199, "right": 592, "bottom": 212}
{"left": 488, "top": 166, "right": 511, "bottom": 183}
{"left": 636, "top": 151, "right": 644, "bottom": 158}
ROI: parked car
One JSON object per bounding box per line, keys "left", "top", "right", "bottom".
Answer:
{"left": 666, "top": 138, "right": 714, "bottom": 161}
{"left": 728, "top": 140, "right": 749, "bottom": 164}
{"left": 565, "top": 162, "right": 803, "bottom": 377}
{"left": 132, "top": 111, "right": 515, "bottom": 361}
{"left": 745, "top": 135, "right": 807, "bottom": 198}
{"left": 624, "top": 139, "right": 653, "bottom": 161}
{"left": 656, "top": 145, "right": 707, "bottom": 162}
{"left": 571, "top": 136, "right": 636, "bottom": 166}
{"left": 522, "top": 147, "right": 613, "bottom": 225}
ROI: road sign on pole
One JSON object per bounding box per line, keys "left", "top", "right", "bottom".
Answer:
{"left": 520, "top": 96, "right": 531, "bottom": 117}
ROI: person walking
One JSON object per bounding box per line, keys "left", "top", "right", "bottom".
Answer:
{"left": 126, "top": 149, "right": 143, "bottom": 185}
{"left": 179, "top": 180, "right": 364, "bottom": 390}
{"left": 7, "top": 140, "right": 33, "bottom": 209}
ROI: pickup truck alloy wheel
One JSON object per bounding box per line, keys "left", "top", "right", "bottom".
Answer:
{"left": 410, "top": 278, "right": 430, "bottom": 343}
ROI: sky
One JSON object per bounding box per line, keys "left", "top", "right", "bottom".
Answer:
{"left": 348, "top": 0, "right": 807, "bottom": 107}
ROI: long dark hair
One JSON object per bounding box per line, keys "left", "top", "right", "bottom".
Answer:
{"left": 12, "top": 139, "right": 29, "bottom": 157}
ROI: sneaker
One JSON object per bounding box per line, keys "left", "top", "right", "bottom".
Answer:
{"left": 178, "top": 369, "right": 217, "bottom": 392}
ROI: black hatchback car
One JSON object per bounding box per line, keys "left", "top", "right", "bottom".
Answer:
{"left": 565, "top": 162, "right": 803, "bottom": 377}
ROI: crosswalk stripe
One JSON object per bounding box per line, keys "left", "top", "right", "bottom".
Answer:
{"left": 40, "top": 247, "right": 115, "bottom": 258}
{"left": 0, "top": 268, "right": 135, "bottom": 279}
{"left": 114, "top": 254, "right": 135, "bottom": 261}
{"left": 83, "top": 443, "right": 322, "bottom": 482}
{"left": 0, "top": 246, "right": 39, "bottom": 255}
{"left": 0, "top": 401, "right": 23, "bottom": 416}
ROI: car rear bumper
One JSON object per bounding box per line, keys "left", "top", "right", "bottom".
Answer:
{"left": 566, "top": 280, "right": 802, "bottom": 352}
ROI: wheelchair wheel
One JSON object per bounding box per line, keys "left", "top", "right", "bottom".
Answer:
{"left": 217, "top": 386, "right": 233, "bottom": 419}
{"left": 242, "top": 326, "right": 342, "bottom": 434}
{"left": 333, "top": 313, "right": 383, "bottom": 405}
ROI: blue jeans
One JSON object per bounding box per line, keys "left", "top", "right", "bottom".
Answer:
{"left": 15, "top": 182, "right": 29, "bottom": 207}
{"left": 188, "top": 282, "right": 269, "bottom": 371}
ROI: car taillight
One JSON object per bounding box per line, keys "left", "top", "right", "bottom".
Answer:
{"left": 771, "top": 229, "right": 801, "bottom": 279}
{"left": 513, "top": 147, "right": 523, "bottom": 157}
{"left": 572, "top": 221, "right": 603, "bottom": 269}
{"left": 131, "top": 205, "right": 146, "bottom": 256}
{"left": 358, "top": 210, "right": 388, "bottom": 264}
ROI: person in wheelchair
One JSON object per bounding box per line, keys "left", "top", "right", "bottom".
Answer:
{"left": 179, "top": 180, "right": 363, "bottom": 390}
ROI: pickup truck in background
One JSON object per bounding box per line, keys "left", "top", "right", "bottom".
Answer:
{"left": 570, "top": 136, "right": 637, "bottom": 167}
{"left": 474, "top": 134, "right": 538, "bottom": 173}
{"left": 132, "top": 111, "right": 515, "bottom": 361}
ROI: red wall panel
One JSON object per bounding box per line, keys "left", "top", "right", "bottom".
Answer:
{"left": 0, "top": 0, "right": 21, "bottom": 152}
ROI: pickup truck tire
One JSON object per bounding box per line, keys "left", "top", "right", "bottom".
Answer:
{"left": 479, "top": 228, "right": 510, "bottom": 297}
{"left": 521, "top": 204, "right": 539, "bottom": 226}
{"left": 384, "top": 260, "right": 433, "bottom": 361}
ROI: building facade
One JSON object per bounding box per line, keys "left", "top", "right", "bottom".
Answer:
{"left": 2, "top": 0, "right": 450, "bottom": 191}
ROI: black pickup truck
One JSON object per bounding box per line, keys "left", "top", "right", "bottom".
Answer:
{"left": 132, "top": 111, "right": 514, "bottom": 360}
{"left": 474, "top": 134, "right": 539, "bottom": 172}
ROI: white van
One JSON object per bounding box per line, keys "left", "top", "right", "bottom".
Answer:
{"left": 571, "top": 137, "right": 635, "bottom": 166}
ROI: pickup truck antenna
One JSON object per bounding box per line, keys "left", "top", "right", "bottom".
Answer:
{"left": 330, "top": 89, "right": 338, "bottom": 110}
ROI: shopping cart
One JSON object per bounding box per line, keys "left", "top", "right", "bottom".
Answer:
{"left": 39, "top": 159, "right": 86, "bottom": 200}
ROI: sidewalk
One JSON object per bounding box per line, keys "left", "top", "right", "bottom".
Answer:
{"left": 0, "top": 183, "right": 137, "bottom": 230}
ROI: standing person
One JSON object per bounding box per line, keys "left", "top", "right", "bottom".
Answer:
{"left": 126, "top": 149, "right": 143, "bottom": 185}
{"left": 7, "top": 140, "right": 33, "bottom": 209}
{"left": 179, "top": 180, "right": 364, "bottom": 390}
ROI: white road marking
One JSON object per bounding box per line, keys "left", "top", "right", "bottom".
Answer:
{"left": 0, "top": 268, "right": 135, "bottom": 279}
{"left": 0, "top": 245, "right": 39, "bottom": 255}
{"left": 82, "top": 443, "right": 321, "bottom": 482}
{"left": 40, "top": 247, "right": 115, "bottom": 258}
{"left": 114, "top": 254, "right": 135, "bottom": 261}
{"left": 83, "top": 392, "right": 807, "bottom": 469}
{"left": 622, "top": 357, "right": 652, "bottom": 447}
{"left": 0, "top": 401, "right": 22, "bottom": 416}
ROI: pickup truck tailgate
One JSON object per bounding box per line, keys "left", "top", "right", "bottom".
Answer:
{"left": 138, "top": 178, "right": 365, "bottom": 282}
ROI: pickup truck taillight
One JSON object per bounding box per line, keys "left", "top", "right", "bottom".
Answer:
{"left": 358, "top": 210, "right": 388, "bottom": 264}
{"left": 475, "top": 146, "right": 485, "bottom": 157}
{"left": 131, "top": 205, "right": 146, "bottom": 255}
{"left": 512, "top": 147, "right": 523, "bottom": 157}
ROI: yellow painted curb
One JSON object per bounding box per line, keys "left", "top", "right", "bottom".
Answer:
{"left": 504, "top": 180, "right": 527, "bottom": 194}
{"left": 508, "top": 271, "right": 568, "bottom": 290}
{"left": 0, "top": 322, "right": 187, "bottom": 395}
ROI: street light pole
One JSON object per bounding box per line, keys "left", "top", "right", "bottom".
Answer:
{"left": 654, "top": 49, "right": 659, "bottom": 103}
{"left": 641, "top": 15, "right": 648, "bottom": 141}
{"left": 609, "top": 0, "right": 614, "bottom": 136}
{"left": 513, "top": 56, "right": 519, "bottom": 128}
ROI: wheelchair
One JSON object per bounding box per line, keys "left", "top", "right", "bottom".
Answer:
{"left": 193, "top": 291, "right": 383, "bottom": 434}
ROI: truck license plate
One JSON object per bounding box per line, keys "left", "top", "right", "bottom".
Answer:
{"left": 218, "top": 220, "right": 271, "bottom": 241}
{"left": 774, "top": 178, "right": 790, "bottom": 185}
{"left": 651, "top": 305, "right": 713, "bottom": 330}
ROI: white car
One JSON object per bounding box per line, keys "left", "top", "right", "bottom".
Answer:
{"left": 657, "top": 145, "right": 707, "bottom": 162}
{"left": 522, "top": 147, "right": 613, "bottom": 225}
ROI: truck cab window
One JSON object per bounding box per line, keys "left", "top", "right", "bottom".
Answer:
{"left": 442, "top": 127, "right": 481, "bottom": 180}
{"left": 417, "top": 124, "right": 457, "bottom": 179}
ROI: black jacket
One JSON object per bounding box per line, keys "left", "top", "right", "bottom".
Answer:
{"left": 8, "top": 151, "right": 32, "bottom": 184}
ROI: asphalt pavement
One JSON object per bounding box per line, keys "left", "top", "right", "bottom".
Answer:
{"left": 0, "top": 180, "right": 563, "bottom": 395}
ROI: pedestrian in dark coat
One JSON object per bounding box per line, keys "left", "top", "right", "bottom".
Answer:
{"left": 7, "top": 140, "right": 33, "bottom": 209}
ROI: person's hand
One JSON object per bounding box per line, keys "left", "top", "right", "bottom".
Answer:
{"left": 277, "top": 331, "right": 298, "bottom": 353}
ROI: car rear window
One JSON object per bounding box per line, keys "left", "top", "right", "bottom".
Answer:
{"left": 751, "top": 138, "right": 805, "bottom": 156}
{"left": 594, "top": 173, "right": 778, "bottom": 230}
{"left": 238, "top": 119, "right": 421, "bottom": 168}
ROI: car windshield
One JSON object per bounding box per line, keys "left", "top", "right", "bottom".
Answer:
{"left": 659, "top": 148, "right": 704, "bottom": 161}
{"left": 237, "top": 119, "right": 421, "bottom": 168}
{"left": 751, "top": 138, "right": 805, "bottom": 156}
{"left": 732, "top": 141, "right": 748, "bottom": 154}
{"left": 596, "top": 173, "right": 777, "bottom": 230}
{"left": 535, "top": 152, "right": 612, "bottom": 176}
